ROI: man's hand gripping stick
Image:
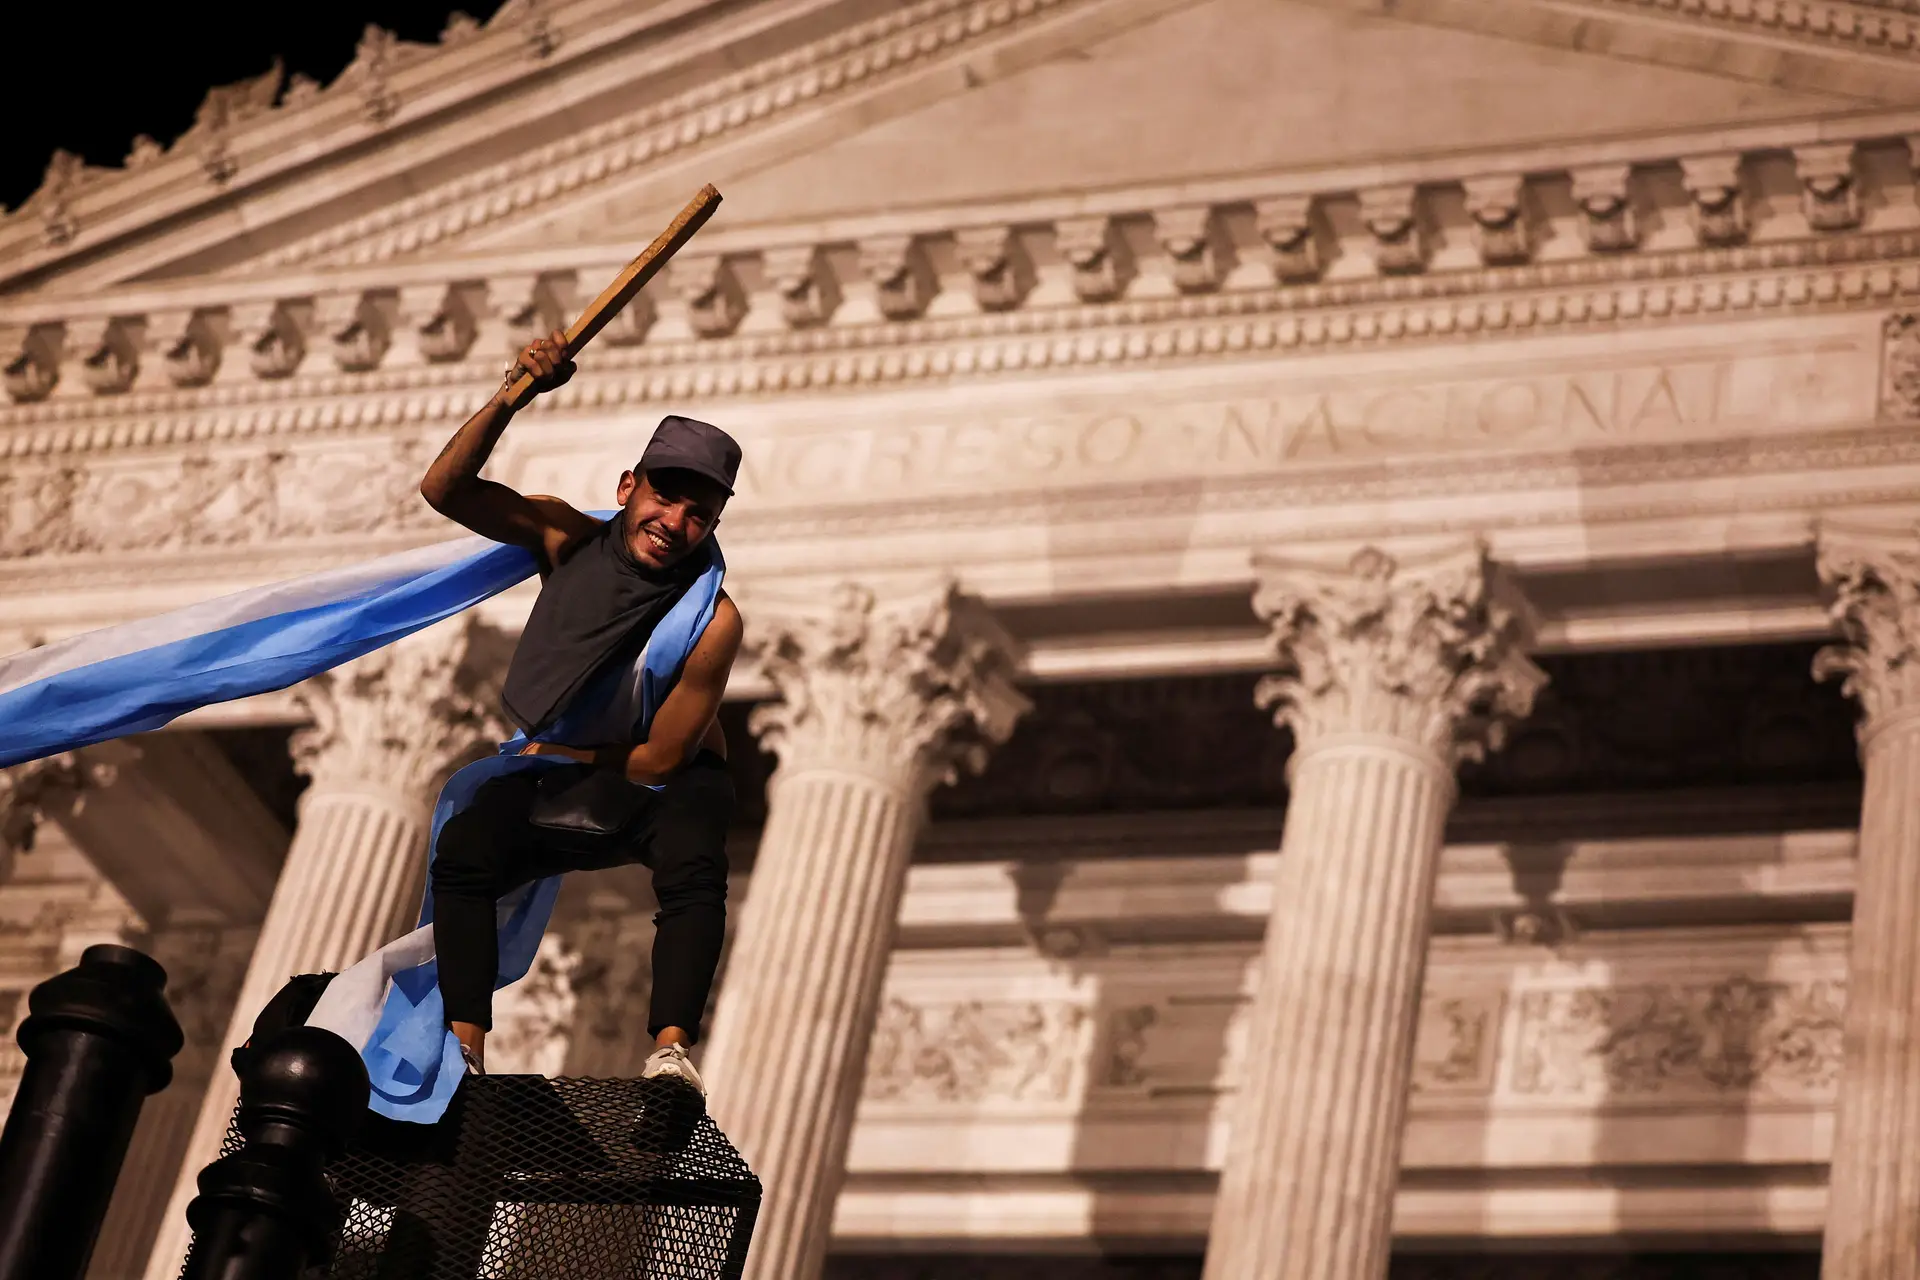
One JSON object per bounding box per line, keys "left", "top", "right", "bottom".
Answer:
{"left": 499, "top": 184, "right": 723, "bottom": 410}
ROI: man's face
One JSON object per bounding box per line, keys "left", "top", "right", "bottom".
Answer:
{"left": 616, "top": 468, "right": 726, "bottom": 569}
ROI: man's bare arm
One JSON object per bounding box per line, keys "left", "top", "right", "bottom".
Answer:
{"left": 420, "top": 330, "right": 599, "bottom": 568}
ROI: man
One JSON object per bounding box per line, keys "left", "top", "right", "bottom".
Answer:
{"left": 417, "top": 329, "right": 744, "bottom": 1095}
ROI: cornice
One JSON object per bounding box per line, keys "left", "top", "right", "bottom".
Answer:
{"left": 1568, "top": 0, "right": 1920, "bottom": 55}
{"left": 5, "top": 213, "right": 1920, "bottom": 456}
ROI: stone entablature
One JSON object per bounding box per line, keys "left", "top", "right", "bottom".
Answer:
{"left": 5, "top": 120, "right": 1920, "bottom": 415}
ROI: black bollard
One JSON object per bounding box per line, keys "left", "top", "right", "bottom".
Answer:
{"left": 0, "top": 943, "right": 185, "bottom": 1280}
{"left": 180, "top": 1024, "right": 370, "bottom": 1280}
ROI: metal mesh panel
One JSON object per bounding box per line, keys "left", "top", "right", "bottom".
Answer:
{"left": 203, "top": 1075, "right": 759, "bottom": 1279}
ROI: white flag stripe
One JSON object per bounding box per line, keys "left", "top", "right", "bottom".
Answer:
{"left": 0, "top": 534, "right": 490, "bottom": 699}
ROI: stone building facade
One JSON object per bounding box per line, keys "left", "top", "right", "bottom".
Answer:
{"left": 1, "top": 1, "right": 1918, "bottom": 1277}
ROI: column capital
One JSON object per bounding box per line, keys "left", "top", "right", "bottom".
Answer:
{"left": 744, "top": 580, "right": 1030, "bottom": 794}
{"left": 1815, "top": 521, "right": 1920, "bottom": 745}
{"left": 1251, "top": 541, "right": 1545, "bottom": 768}
{"left": 289, "top": 617, "right": 507, "bottom": 802}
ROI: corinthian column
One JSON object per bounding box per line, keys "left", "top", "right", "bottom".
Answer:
{"left": 1814, "top": 523, "right": 1920, "bottom": 1280}
{"left": 702, "top": 581, "right": 1027, "bottom": 1280}
{"left": 1202, "top": 543, "right": 1543, "bottom": 1280}
{"left": 144, "top": 620, "right": 501, "bottom": 1280}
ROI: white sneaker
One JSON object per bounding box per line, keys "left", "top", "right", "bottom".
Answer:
{"left": 641, "top": 1042, "right": 706, "bottom": 1097}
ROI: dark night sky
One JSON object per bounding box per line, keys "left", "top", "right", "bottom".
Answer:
{"left": 3, "top": 2, "right": 505, "bottom": 213}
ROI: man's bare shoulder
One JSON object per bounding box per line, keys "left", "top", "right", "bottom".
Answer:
{"left": 707, "top": 592, "right": 744, "bottom": 650}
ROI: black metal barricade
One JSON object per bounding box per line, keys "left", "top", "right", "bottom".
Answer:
{"left": 0, "top": 942, "right": 184, "bottom": 1280}
{"left": 200, "top": 1073, "right": 760, "bottom": 1279}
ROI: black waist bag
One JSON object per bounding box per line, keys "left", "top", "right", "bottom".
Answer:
{"left": 526, "top": 763, "right": 654, "bottom": 846}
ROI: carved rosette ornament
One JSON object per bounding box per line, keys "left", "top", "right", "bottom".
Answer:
{"left": 745, "top": 580, "right": 1030, "bottom": 795}
{"left": 1251, "top": 542, "right": 1546, "bottom": 766}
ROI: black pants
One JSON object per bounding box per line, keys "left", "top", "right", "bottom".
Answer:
{"left": 430, "top": 751, "right": 733, "bottom": 1041}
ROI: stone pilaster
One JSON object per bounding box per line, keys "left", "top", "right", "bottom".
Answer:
{"left": 143, "top": 619, "right": 501, "bottom": 1280}
{"left": 702, "top": 581, "right": 1028, "bottom": 1280}
{"left": 1202, "top": 543, "right": 1543, "bottom": 1280}
{"left": 1814, "top": 523, "right": 1920, "bottom": 1280}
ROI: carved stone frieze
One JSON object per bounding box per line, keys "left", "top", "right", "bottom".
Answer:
{"left": 1507, "top": 976, "right": 1844, "bottom": 1100}
{"left": 1569, "top": 165, "right": 1638, "bottom": 253}
{"left": 1879, "top": 311, "right": 1920, "bottom": 419}
{"left": 825, "top": 1251, "right": 1827, "bottom": 1279}
{"left": 288, "top": 616, "right": 505, "bottom": 799}
{"left": 863, "top": 997, "right": 1090, "bottom": 1104}
{"left": 1251, "top": 542, "right": 1545, "bottom": 765}
{"left": 744, "top": 581, "right": 1029, "bottom": 793}
{"left": 556, "top": 905, "right": 657, "bottom": 1077}
{"left": 1813, "top": 523, "right": 1920, "bottom": 737}
{"left": 145, "top": 923, "right": 258, "bottom": 1054}
{"left": 487, "top": 932, "right": 581, "bottom": 1076}
{"left": 0, "top": 437, "right": 441, "bottom": 560}
{"left": 1055, "top": 215, "right": 1136, "bottom": 301}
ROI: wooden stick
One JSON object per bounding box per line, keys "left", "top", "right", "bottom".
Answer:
{"left": 501, "top": 183, "right": 722, "bottom": 409}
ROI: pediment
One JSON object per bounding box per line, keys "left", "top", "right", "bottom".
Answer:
{"left": 0, "top": 0, "right": 1885, "bottom": 296}
{"left": 463, "top": 0, "right": 1857, "bottom": 245}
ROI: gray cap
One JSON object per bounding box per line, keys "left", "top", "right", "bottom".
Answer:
{"left": 638, "top": 415, "right": 742, "bottom": 495}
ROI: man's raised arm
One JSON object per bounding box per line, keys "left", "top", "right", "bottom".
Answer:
{"left": 420, "top": 330, "right": 600, "bottom": 568}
